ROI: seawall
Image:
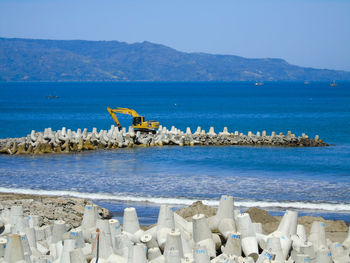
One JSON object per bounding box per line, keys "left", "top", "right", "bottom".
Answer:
{"left": 0, "top": 125, "right": 329, "bottom": 155}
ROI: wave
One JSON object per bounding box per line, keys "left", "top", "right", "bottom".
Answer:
{"left": 0, "top": 187, "right": 349, "bottom": 212}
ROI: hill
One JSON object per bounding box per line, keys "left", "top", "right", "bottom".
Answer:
{"left": 1, "top": 37, "right": 349, "bottom": 81}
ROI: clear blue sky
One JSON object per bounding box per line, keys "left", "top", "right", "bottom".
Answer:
{"left": 1, "top": 0, "right": 349, "bottom": 71}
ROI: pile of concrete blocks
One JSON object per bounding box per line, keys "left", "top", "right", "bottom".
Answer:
{"left": 0, "top": 125, "right": 328, "bottom": 155}
{"left": 1, "top": 195, "right": 349, "bottom": 262}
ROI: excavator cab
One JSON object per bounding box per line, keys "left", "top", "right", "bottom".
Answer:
{"left": 107, "top": 107, "right": 159, "bottom": 133}
{"left": 132, "top": 116, "right": 143, "bottom": 126}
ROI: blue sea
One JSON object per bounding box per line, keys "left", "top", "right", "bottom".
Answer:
{"left": 0, "top": 82, "right": 349, "bottom": 224}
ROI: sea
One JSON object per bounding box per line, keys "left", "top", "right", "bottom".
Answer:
{"left": 0, "top": 81, "right": 349, "bottom": 224}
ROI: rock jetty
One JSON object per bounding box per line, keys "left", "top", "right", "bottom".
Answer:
{"left": 0, "top": 125, "right": 329, "bottom": 155}
{"left": 1, "top": 195, "right": 349, "bottom": 262}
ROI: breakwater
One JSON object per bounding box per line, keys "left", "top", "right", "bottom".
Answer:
{"left": 0, "top": 195, "right": 349, "bottom": 262}
{"left": 0, "top": 125, "right": 328, "bottom": 155}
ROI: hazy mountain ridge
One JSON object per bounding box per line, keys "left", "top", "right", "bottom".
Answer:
{"left": 1, "top": 37, "right": 349, "bottom": 81}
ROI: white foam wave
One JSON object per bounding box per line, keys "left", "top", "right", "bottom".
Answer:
{"left": 0, "top": 187, "right": 349, "bottom": 212}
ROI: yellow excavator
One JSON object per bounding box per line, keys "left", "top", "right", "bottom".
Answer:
{"left": 107, "top": 107, "right": 159, "bottom": 133}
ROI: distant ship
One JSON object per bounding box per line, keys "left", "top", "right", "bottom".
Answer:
{"left": 304, "top": 81, "right": 310, "bottom": 85}
{"left": 46, "top": 95, "right": 59, "bottom": 99}
{"left": 330, "top": 80, "right": 338, "bottom": 87}
{"left": 254, "top": 82, "right": 264, "bottom": 86}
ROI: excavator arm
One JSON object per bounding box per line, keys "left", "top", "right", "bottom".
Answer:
{"left": 107, "top": 107, "right": 141, "bottom": 129}
{"left": 110, "top": 107, "right": 140, "bottom": 117}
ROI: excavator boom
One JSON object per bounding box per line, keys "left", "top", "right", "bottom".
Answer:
{"left": 110, "top": 107, "right": 140, "bottom": 117}
{"left": 107, "top": 107, "right": 122, "bottom": 129}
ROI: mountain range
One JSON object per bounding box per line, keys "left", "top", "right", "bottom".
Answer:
{"left": 1, "top": 37, "right": 349, "bottom": 82}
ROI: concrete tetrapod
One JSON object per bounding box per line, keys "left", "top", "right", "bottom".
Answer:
{"left": 164, "top": 249, "right": 181, "bottom": 263}
{"left": 218, "top": 218, "right": 237, "bottom": 240}
{"left": 24, "top": 227, "right": 37, "bottom": 250}
{"left": 299, "top": 241, "right": 316, "bottom": 262}
{"left": 28, "top": 215, "right": 40, "bottom": 229}
{"left": 208, "top": 195, "right": 235, "bottom": 231}
{"left": 156, "top": 205, "right": 175, "bottom": 250}
{"left": 192, "top": 214, "right": 216, "bottom": 259}
{"left": 308, "top": 221, "right": 327, "bottom": 251}
{"left": 4, "top": 234, "right": 26, "bottom": 262}
{"left": 266, "top": 236, "right": 284, "bottom": 262}
{"left": 256, "top": 249, "right": 275, "bottom": 263}
{"left": 164, "top": 229, "right": 184, "bottom": 259}
{"left": 91, "top": 231, "right": 113, "bottom": 262}
{"left": 148, "top": 247, "right": 165, "bottom": 263}
{"left": 330, "top": 242, "right": 350, "bottom": 262}
{"left": 236, "top": 213, "right": 259, "bottom": 261}
{"left": 113, "top": 233, "right": 133, "bottom": 258}
{"left": 34, "top": 226, "right": 46, "bottom": 242}
{"left": 69, "top": 227, "right": 92, "bottom": 257}
{"left": 296, "top": 224, "right": 307, "bottom": 242}
{"left": 208, "top": 127, "right": 216, "bottom": 136}
{"left": 315, "top": 246, "right": 332, "bottom": 263}
{"left": 291, "top": 234, "right": 307, "bottom": 257}
{"left": 277, "top": 210, "right": 298, "bottom": 237}
{"left": 268, "top": 210, "right": 296, "bottom": 259}
{"left": 140, "top": 233, "right": 158, "bottom": 250}
{"left": 19, "top": 232, "right": 31, "bottom": 258}
{"left": 193, "top": 245, "right": 210, "bottom": 263}
{"left": 96, "top": 219, "right": 112, "bottom": 248}
{"left": 179, "top": 228, "right": 195, "bottom": 259}
{"left": 173, "top": 213, "right": 192, "bottom": 237}
{"left": 0, "top": 238, "right": 7, "bottom": 257}
{"left": 81, "top": 205, "right": 98, "bottom": 240}
{"left": 212, "top": 233, "right": 222, "bottom": 251}
{"left": 9, "top": 206, "right": 26, "bottom": 234}
{"left": 211, "top": 254, "right": 229, "bottom": 263}
{"left": 294, "top": 253, "right": 311, "bottom": 263}
{"left": 221, "top": 232, "right": 242, "bottom": 257}
{"left": 219, "top": 127, "right": 230, "bottom": 136}
{"left": 51, "top": 220, "right": 66, "bottom": 244}
{"left": 342, "top": 227, "right": 350, "bottom": 249}
{"left": 56, "top": 239, "right": 76, "bottom": 263}
{"left": 194, "top": 127, "right": 201, "bottom": 136}
{"left": 123, "top": 207, "right": 144, "bottom": 242}
{"left": 43, "top": 225, "right": 52, "bottom": 241}
{"left": 69, "top": 249, "right": 87, "bottom": 263}
{"left": 127, "top": 243, "right": 147, "bottom": 263}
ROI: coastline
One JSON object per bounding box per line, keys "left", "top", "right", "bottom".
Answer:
{"left": 1, "top": 192, "right": 348, "bottom": 243}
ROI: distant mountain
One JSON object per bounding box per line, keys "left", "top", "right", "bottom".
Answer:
{"left": 1, "top": 37, "right": 349, "bottom": 81}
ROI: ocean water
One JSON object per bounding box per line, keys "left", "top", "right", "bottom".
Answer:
{"left": 0, "top": 81, "right": 349, "bottom": 223}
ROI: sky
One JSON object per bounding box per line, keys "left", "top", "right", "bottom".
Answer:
{"left": 1, "top": 0, "right": 350, "bottom": 71}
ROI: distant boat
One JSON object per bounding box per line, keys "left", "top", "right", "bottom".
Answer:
{"left": 254, "top": 82, "right": 264, "bottom": 86}
{"left": 46, "top": 95, "right": 59, "bottom": 99}
{"left": 304, "top": 81, "right": 310, "bottom": 85}
{"left": 330, "top": 80, "right": 338, "bottom": 87}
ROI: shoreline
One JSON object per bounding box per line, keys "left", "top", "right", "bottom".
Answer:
{"left": 1, "top": 187, "right": 349, "bottom": 216}
{"left": 1, "top": 192, "right": 348, "bottom": 243}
